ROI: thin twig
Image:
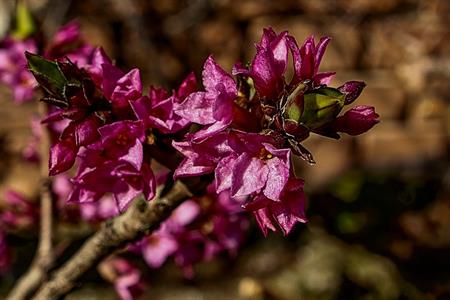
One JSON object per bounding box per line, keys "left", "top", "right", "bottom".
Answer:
{"left": 31, "top": 180, "right": 193, "bottom": 300}
{"left": 6, "top": 103, "right": 54, "bottom": 300}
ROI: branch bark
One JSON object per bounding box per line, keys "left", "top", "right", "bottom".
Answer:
{"left": 6, "top": 103, "right": 54, "bottom": 300}
{"left": 31, "top": 180, "right": 193, "bottom": 300}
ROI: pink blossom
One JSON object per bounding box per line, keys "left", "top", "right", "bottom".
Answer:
{"left": 45, "top": 22, "right": 95, "bottom": 67}
{"left": 244, "top": 177, "right": 307, "bottom": 235}
{"left": 0, "top": 37, "right": 37, "bottom": 102}
{"left": 0, "top": 190, "right": 38, "bottom": 228}
{"left": 103, "top": 257, "right": 145, "bottom": 300}
{"left": 135, "top": 184, "right": 247, "bottom": 277}
{"left": 176, "top": 56, "right": 237, "bottom": 141}
{"left": 233, "top": 28, "right": 289, "bottom": 99}
{"left": 132, "top": 73, "right": 197, "bottom": 134}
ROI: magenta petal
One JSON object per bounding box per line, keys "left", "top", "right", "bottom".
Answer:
{"left": 215, "top": 155, "right": 237, "bottom": 193}
{"left": 176, "top": 72, "right": 197, "bottom": 99}
{"left": 212, "top": 93, "right": 233, "bottom": 124}
{"left": 101, "top": 63, "right": 125, "bottom": 99}
{"left": 263, "top": 143, "right": 291, "bottom": 165}
{"left": 314, "top": 71, "right": 336, "bottom": 85}
{"left": 98, "top": 120, "right": 145, "bottom": 163}
{"left": 253, "top": 207, "right": 277, "bottom": 237}
{"left": 251, "top": 48, "right": 282, "bottom": 99}
{"left": 268, "top": 31, "right": 289, "bottom": 76}
{"left": 259, "top": 27, "right": 277, "bottom": 48}
{"left": 272, "top": 180, "right": 307, "bottom": 235}
{"left": 299, "top": 36, "right": 315, "bottom": 79}
{"left": 176, "top": 92, "right": 215, "bottom": 125}
{"left": 231, "top": 153, "right": 268, "bottom": 197}
{"left": 67, "top": 186, "right": 102, "bottom": 204}
{"left": 113, "top": 180, "right": 142, "bottom": 212}
{"left": 202, "top": 56, "right": 237, "bottom": 97}
{"left": 116, "top": 68, "right": 142, "bottom": 95}
{"left": 91, "top": 47, "right": 111, "bottom": 67}
{"left": 173, "top": 158, "right": 214, "bottom": 178}
{"left": 49, "top": 139, "right": 77, "bottom": 176}
{"left": 120, "top": 139, "right": 144, "bottom": 170}
{"left": 338, "top": 81, "right": 366, "bottom": 105}
{"left": 264, "top": 157, "right": 290, "bottom": 201}
{"left": 171, "top": 200, "right": 200, "bottom": 226}
{"left": 332, "top": 105, "right": 380, "bottom": 136}
{"left": 49, "top": 22, "right": 80, "bottom": 50}
{"left": 314, "top": 36, "right": 331, "bottom": 73}
{"left": 191, "top": 121, "right": 229, "bottom": 142}
{"left": 142, "top": 235, "right": 178, "bottom": 268}
{"left": 72, "top": 116, "right": 101, "bottom": 146}
{"left": 114, "top": 261, "right": 144, "bottom": 300}
{"left": 130, "top": 96, "right": 151, "bottom": 123}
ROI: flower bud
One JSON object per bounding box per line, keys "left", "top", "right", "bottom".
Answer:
{"left": 338, "top": 81, "right": 366, "bottom": 105}
{"left": 296, "top": 87, "right": 345, "bottom": 130}
{"left": 332, "top": 105, "right": 379, "bottom": 135}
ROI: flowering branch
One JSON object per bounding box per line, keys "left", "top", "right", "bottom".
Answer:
{"left": 1, "top": 18, "right": 379, "bottom": 300}
{"left": 31, "top": 180, "right": 193, "bottom": 300}
{"left": 6, "top": 103, "right": 54, "bottom": 300}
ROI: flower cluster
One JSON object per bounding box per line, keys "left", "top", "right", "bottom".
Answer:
{"left": 24, "top": 27, "right": 378, "bottom": 233}
{"left": 173, "top": 28, "right": 379, "bottom": 235}
{"left": 4, "top": 21, "right": 379, "bottom": 300}
{"left": 36, "top": 47, "right": 200, "bottom": 210}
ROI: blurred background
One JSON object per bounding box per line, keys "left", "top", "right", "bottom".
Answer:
{"left": 0, "top": 0, "right": 449, "bottom": 299}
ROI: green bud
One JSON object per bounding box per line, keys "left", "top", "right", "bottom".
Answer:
{"left": 12, "top": 1, "right": 36, "bottom": 39}
{"left": 283, "top": 82, "right": 307, "bottom": 122}
{"left": 298, "top": 87, "right": 345, "bottom": 129}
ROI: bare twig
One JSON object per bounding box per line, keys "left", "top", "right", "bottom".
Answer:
{"left": 31, "top": 180, "right": 193, "bottom": 300}
{"left": 6, "top": 103, "right": 54, "bottom": 300}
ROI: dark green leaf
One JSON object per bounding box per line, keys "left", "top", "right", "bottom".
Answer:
{"left": 25, "top": 52, "right": 68, "bottom": 100}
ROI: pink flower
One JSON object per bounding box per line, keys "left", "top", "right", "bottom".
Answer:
{"left": 173, "top": 131, "right": 233, "bottom": 178}
{"left": 0, "top": 37, "right": 37, "bottom": 102}
{"left": 233, "top": 28, "right": 289, "bottom": 100}
{"left": 102, "top": 257, "right": 145, "bottom": 300}
{"left": 132, "top": 72, "right": 197, "bottom": 134}
{"left": 244, "top": 177, "right": 307, "bottom": 235}
{"left": 101, "top": 62, "right": 143, "bottom": 119}
{"left": 45, "top": 22, "right": 95, "bottom": 67}
{"left": 137, "top": 200, "right": 199, "bottom": 268}
{"left": 70, "top": 161, "right": 155, "bottom": 211}
{"left": 98, "top": 120, "right": 145, "bottom": 170}
{"left": 48, "top": 115, "right": 103, "bottom": 175}
{"left": 287, "top": 34, "right": 335, "bottom": 86}
{"left": 0, "top": 190, "right": 38, "bottom": 228}
{"left": 79, "top": 195, "right": 120, "bottom": 223}
{"left": 176, "top": 56, "right": 237, "bottom": 141}
{"left": 223, "top": 131, "right": 291, "bottom": 202}
{"left": 135, "top": 184, "right": 247, "bottom": 277}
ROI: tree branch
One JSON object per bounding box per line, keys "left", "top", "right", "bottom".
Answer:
{"left": 6, "top": 103, "right": 54, "bottom": 300}
{"left": 31, "top": 180, "right": 193, "bottom": 300}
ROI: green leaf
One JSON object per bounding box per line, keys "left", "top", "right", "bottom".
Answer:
{"left": 25, "top": 52, "right": 68, "bottom": 102}
{"left": 12, "top": 1, "right": 36, "bottom": 39}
